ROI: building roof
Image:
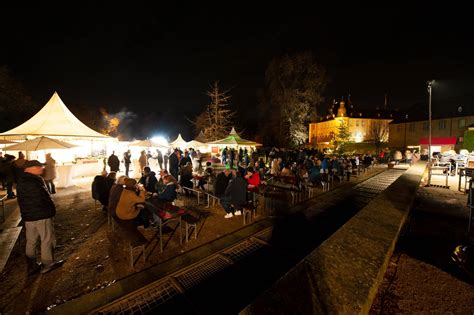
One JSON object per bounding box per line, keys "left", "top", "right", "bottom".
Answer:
{"left": 313, "top": 97, "right": 396, "bottom": 123}
{"left": 390, "top": 93, "right": 474, "bottom": 124}
{"left": 0, "top": 92, "right": 109, "bottom": 139}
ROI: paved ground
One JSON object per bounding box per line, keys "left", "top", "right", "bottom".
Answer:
{"left": 370, "top": 172, "right": 474, "bottom": 313}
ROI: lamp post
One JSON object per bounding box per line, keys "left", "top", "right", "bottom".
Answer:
{"left": 427, "top": 80, "right": 434, "bottom": 164}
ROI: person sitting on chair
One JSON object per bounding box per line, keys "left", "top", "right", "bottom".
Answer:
{"left": 115, "top": 178, "right": 148, "bottom": 227}
{"left": 92, "top": 170, "right": 114, "bottom": 212}
{"left": 179, "top": 162, "right": 194, "bottom": 196}
{"left": 245, "top": 166, "right": 260, "bottom": 193}
{"left": 197, "top": 161, "right": 213, "bottom": 190}
{"left": 214, "top": 166, "right": 232, "bottom": 198}
{"left": 220, "top": 169, "right": 248, "bottom": 219}
{"left": 138, "top": 166, "right": 158, "bottom": 193}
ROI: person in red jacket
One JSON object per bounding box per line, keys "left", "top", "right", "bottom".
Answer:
{"left": 245, "top": 166, "right": 260, "bottom": 193}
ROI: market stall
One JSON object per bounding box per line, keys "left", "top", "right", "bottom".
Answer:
{"left": 0, "top": 92, "right": 116, "bottom": 186}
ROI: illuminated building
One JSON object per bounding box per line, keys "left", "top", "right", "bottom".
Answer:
{"left": 389, "top": 97, "right": 474, "bottom": 153}
{"left": 308, "top": 96, "right": 393, "bottom": 150}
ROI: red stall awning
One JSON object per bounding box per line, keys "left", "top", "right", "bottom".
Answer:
{"left": 419, "top": 137, "right": 457, "bottom": 145}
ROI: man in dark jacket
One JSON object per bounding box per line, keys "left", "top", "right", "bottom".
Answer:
{"left": 169, "top": 149, "right": 180, "bottom": 181}
{"left": 123, "top": 150, "right": 132, "bottom": 177}
{"left": 17, "top": 160, "right": 64, "bottom": 275}
{"left": 92, "top": 171, "right": 115, "bottom": 212}
{"left": 214, "top": 167, "right": 232, "bottom": 197}
{"left": 138, "top": 167, "right": 158, "bottom": 193}
{"left": 0, "top": 154, "right": 16, "bottom": 199}
{"left": 220, "top": 169, "right": 248, "bottom": 218}
{"left": 107, "top": 151, "right": 120, "bottom": 172}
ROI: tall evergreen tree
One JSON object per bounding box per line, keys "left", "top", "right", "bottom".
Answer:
{"left": 333, "top": 120, "right": 351, "bottom": 154}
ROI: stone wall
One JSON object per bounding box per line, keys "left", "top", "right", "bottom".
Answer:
{"left": 241, "top": 162, "right": 427, "bottom": 315}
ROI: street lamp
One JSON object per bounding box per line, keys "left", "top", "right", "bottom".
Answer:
{"left": 427, "top": 80, "right": 435, "bottom": 164}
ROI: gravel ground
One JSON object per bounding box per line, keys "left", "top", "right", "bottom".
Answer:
{"left": 370, "top": 184, "right": 474, "bottom": 314}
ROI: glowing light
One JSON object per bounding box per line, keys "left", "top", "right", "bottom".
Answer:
{"left": 151, "top": 136, "right": 168, "bottom": 146}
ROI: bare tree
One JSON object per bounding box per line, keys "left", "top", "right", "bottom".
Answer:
{"left": 369, "top": 121, "right": 389, "bottom": 153}
{"left": 194, "top": 81, "right": 236, "bottom": 141}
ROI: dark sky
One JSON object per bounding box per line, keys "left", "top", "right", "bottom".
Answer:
{"left": 1, "top": 3, "right": 473, "bottom": 140}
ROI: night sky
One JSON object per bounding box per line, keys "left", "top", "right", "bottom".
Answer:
{"left": 1, "top": 3, "right": 473, "bottom": 141}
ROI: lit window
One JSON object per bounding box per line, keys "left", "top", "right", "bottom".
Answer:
{"left": 356, "top": 120, "right": 359, "bottom": 127}
{"left": 438, "top": 120, "right": 446, "bottom": 129}
{"left": 362, "top": 120, "right": 365, "bottom": 127}
{"left": 459, "top": 119, "right": 466, "bottom": 128}
{"left": 409, "top": 123, "right": 416, "bottom": 132}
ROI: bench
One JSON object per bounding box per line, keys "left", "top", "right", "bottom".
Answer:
{"left": 0, "top": 226, "right": 22, "bottom": 273}
{"left": 1, "top": 194, "right": 7, "bottom": 222}
{"left": 181, "top": 214, "right": 200, "bottom": 242}
{"left": 206, "top": 193, "right": 220, "bottom": 208}
{"left": 112, "top": 217, "right": 148, "bottom": 268}
{"left": 181, "top": 186, "right": 203, "bottom": 205}
{"left": 242, "top": 203, "right": 256, "bottom": 225}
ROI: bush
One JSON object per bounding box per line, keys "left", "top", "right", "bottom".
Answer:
{"left": 464, "top": 130, "right": 474, "bottom": 151}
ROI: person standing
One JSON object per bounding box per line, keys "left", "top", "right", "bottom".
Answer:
{"left": 0, "top": 154, "right": 16, "bottom": 199}
{"left": 156, "top": 149, "right": 164, "bottom": 170}
{"left": 123, "top": 150, "right": 132, "bottom": 177}
{"left": 139, "top": 150, "right": 148, "bottom": 174}
{"left": 169, "top": 149, "right": 180, "bottom": 181}
{"left": 164, "top": 149, "right": 170, "bottom": 172}
{"left": 42, "top": 153, "right": 57, "bottom": 194}
{"left": 107, "top": 151, "right": 120, "bottom": 172}
{"left": 17, "top": 160, "right": 64, "bottom": 275}
{"left": 13, "top": 151, "right": 27, "bottom": 183}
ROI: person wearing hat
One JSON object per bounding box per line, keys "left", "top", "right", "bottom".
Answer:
{"left": 17, "top": 160, "right": 64, "bottom": 275}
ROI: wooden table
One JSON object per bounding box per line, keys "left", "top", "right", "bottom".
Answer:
{"left": 144, "top": 198, "right": 184, "bottom": 252}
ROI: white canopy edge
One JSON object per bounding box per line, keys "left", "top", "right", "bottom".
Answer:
{"left": 0, "top": 92, "right": 110, "bottom": 139}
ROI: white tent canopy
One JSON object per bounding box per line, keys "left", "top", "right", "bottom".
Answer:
{"left": 0, "top": 92, "right": 110, "bottom": 139}
{"left": 2, "top": 136, "right": 78, "bottom": 151}
{"left": 169, "top": 133, "right": 187, "bottom": 148}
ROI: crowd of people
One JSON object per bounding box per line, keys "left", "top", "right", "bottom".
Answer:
{"left": 3, "top": 143, "right": 473, "bottom": 280}
{"left": 0, "top": 151, "right": 57, "bottom": 199}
